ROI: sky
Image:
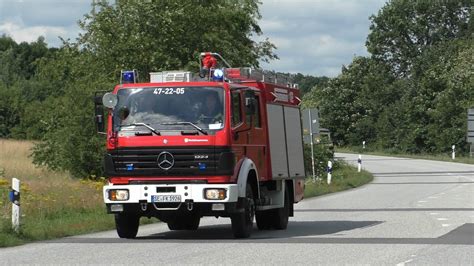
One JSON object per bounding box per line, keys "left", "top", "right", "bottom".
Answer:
{"left": 0, "top": 0, "right": 387, "bottom": 77}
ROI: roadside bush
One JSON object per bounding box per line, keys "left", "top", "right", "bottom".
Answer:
{"left": 304, "top": 143, "right": 334, "bottom": 179}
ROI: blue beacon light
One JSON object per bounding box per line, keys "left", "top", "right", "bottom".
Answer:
{"left": 121, "top": 70, "right": 137, "bottom": 84}
{"left": 212, "top": 69, "right": 224, "bottom": 81}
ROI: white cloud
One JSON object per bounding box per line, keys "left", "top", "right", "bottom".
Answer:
{"left": 0, "top": 21, "right": 79, "bottom": 46}
{"left": 258, "top": 0, "right": 387, "bottom": 77}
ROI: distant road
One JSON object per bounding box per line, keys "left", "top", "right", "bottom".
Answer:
{"left": 1, "top": 153, "right": 473, "bottom": 264}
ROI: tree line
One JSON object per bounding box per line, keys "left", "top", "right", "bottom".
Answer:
{"left": 0, "top": 0, "right": 279, "bottom": 178}
{"left": 0, "top": 0, "right": 472, "bottom": 179}
{"left": 304, "top": 0, "right": 473, "bottom": 155}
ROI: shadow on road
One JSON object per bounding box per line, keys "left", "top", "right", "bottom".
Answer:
{"left": 138, "top": 220, "right": 383, "bottom": 240}
{"left": 46, "top": 223, "right": 473, "bottom": 245}
{"left": 45, "top": 220, "right": 382, "bottom": 244}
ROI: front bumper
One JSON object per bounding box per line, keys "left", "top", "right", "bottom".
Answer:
{"left": 103, "top": 183, "right": 239, "bottom": 204}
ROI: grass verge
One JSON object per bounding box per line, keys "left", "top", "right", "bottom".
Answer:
{"left": 336, "top": 146, "right": 474, "bottom": 165}
{"left": 0, "top": 139, "right": 117, "bottom": 247}
{"left": 304, "top": 163, "right": 373, "bottom": 198}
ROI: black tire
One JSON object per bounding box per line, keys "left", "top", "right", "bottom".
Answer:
{"left": 256, "top": 211, "right": 272, "bottom": 230}
{"left": 115, "top": 213, "right": 140, "bottom": 239}
{"left": 231, "top": 183, "right": 255, "bottom": 238}
{"left": 272, "top": 186, "right": 290, "bottom": 230}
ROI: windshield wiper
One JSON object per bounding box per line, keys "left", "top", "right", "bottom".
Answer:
{"left": 161, "top": 121, "right": 208, "bottom": 135}
{"left": 120, "top": 123, "right": 160, "bottom": 136}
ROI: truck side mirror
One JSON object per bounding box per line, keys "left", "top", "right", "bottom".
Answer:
{"left": 95, "top": 107, "right": 105, "bottom": 133}
{"left": 94, "top": 93, "right": 106, "bottom": 134}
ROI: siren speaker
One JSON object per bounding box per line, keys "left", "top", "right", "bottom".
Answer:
{"left": 102, "top": 93, "right": 118, "bottom": 109}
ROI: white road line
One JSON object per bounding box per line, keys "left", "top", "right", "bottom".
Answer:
{"left": 437, "top": 218, "right": 448, "bottom": 221}
{"left": 430, "top": 212, "right": 439, "bottom": 215}
{"left": 442, "top": 224, "right": 451, "bottom": 227}
{"left": 397, "top": 259, "right": 414, "bottom": 266}
{"left": 418, "top": 200, "right": 427, "bottom": 203}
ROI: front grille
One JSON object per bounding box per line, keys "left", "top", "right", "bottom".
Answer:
{"left": 104, "top": 146, "right": 233, "bottom": 177}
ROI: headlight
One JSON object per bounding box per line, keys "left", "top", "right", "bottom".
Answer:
{"left": 204, "top": 188, "right": 227, "bottom": 200}
{"left": 108, "top": 189, "right": 129, "bottom": 201}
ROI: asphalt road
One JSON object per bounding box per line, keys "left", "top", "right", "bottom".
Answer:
{"left": 1, "top": 153, "right": 473, "bottom": 265}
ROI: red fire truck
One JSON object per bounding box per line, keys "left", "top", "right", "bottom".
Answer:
{"left": 94, "top": 53, "right": 305, "bottom": 238}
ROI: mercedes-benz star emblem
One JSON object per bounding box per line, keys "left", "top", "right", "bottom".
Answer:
{"left": 157, "top": 151, "right": 174, "bottom": 170}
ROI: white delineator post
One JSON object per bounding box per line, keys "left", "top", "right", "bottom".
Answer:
{"left": 327, "top": 161, "right": 333, "bottom": 185}
{"left": 362, "top": 140, "right": 366, "bottom": 149}
{"left": 358, "top": 155, "right": 362, "bottom": 173}
{"left": 10, "top": 178, "right": 20, "bottom": 233}
{"left": 308, "top": 109, "right": 316, "bottom": 182}
{"left": 452, "top": 145, "right": 456, "bottom": 160}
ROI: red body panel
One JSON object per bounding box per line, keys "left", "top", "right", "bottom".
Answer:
{"left": 105, "top": 79, "right": 303, "bottom": 199}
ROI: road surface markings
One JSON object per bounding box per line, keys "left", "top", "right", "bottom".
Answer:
{"left": 430, "top": 213, "right": 439, "bottom": 215}
{"left": 397, "top": 259, "right": 414, "bottom": 266}
{"left": 441, "top": 224, "right": 451, "bottom": 227}
{"left": 418, "top": 200, "right": 427, "bottom": 203}
{"left": 437, "top": 218, "right": 448, "bottom": 221}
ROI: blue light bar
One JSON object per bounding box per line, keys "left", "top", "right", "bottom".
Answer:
{"left": 212, "top": 69, "right": 224, "bottom": 81}
{"left": 121, "top": 70, "right": 137, "bottom": 84}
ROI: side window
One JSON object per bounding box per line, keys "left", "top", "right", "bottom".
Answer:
{"left": 253, "top": 95, "right": 261, "bottom": 128}
{"left": 231, "top": 91, "right": 242, "bottom": 127}
{"left": 245, "top": 94, "right": 261, "bottom": 128}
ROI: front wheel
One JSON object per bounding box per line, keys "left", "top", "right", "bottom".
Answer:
{"left": 231, "top": 183, "right": 255, "bottom": 238}
{"left": 115, "top": 213, "right": 140, "bottom": 239}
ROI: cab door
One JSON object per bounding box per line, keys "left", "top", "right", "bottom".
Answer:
{"left": 244, "top": 90, "right": 268, "bottom": 181}
{"left": 230, "top": 89, "right": 247, "bottom": 180}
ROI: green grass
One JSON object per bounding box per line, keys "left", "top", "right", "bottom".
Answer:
{"left": 336, "top": 146, "right": 474, "bottom": 164}
{"left": 304, "top": 163, "right": 373, "bottom": 198}
{"left": 0, "top": 139, "right": 125, "bottom": 248}
{"left": 0, "top": 206, "right": 114, "bottom": 247}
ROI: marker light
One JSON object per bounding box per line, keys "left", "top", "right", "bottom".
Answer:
{"left": 204, "top": 188, "right": 227, "bottom": 200}
{"left": 212, "top": 69, "right": 224, "bottom": 81}
{"left": 121, "top": 70, "right": 137, "bottom": 84}
{"left": 109, "top": 189, "right": 129, "bottom": 201}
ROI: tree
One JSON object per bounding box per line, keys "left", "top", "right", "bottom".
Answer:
{"left": 292, "top": 73, "right": 329, "bottom": 96}
{"left": 367, "top": 0, "right": 472, "bottom": 76}
{"left": 31, "top": 0, "right": 277, "bottom": 178}
{"left": 304, "top": 57, "right": 396, "bottom": 146}
{"left": 77, "top": 0, "right": 277, "bottom": 78}
{"left": 0, "top": 36, "right": 56, "bottom": 138}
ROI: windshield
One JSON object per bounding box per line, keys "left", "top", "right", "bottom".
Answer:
{"left": 113, "top": 86, "right": 225, "bottom": 133}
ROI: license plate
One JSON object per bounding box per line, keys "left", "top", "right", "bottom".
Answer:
{"left": 151, "top": 195, "right": 181, "bottom": 203}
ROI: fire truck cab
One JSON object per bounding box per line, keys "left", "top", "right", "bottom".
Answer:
{"left": 95, "top": 53, "right": 305, "bottom": 238}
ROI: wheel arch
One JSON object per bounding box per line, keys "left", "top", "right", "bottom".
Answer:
{"left": 236, "top": 157, "right": 260, "bottom": 199}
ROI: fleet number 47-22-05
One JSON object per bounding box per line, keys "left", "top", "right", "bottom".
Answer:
{"left": 153, "top": 88, "right": 185, "bottom": 95}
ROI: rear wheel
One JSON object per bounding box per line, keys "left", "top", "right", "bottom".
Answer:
{"left": 115, "top": 213, "right": 140, "bottom": 239}
{"left": 231, "top": 183, "right": 255, "bottom": 238}
{"left": 272, "top": 186, "right": 290, "bottom": 230}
